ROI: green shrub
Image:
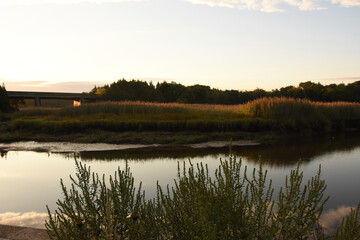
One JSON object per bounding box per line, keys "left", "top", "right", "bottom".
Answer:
{"left": 45, "top": 155, "right": 360, "bottom": 239}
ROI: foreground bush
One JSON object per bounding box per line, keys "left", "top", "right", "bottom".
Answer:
{"left": 46, "top": 156, "right": 360, "bottom": 239}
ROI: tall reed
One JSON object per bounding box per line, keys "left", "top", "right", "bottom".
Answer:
{"left": 242, "top": 97, "right": 360, "bottom": 131}
{"left": 8, "top": 98, "right": 360, "bottom": 133}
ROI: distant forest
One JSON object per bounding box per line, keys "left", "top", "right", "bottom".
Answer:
{"left": 90, "top": 79, "right": 360, "bottom": 104}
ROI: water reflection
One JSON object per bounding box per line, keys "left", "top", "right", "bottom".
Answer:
{"left": 235, "top": 135, "right": 360, "bottom": 167}
{"left": 0, "top": 150, "right": 7, "bottom": 158}
{"left": 319, "top": 205, "right": 355, "bottom": 235}
{"left": 0, "top": 133, "right": 359, "bottom": 231}
{"left": 73, "top": 134, "right": 360, "bottom": 167}
{"left": 0, "top": 205, "right": 355, "bottom": 234}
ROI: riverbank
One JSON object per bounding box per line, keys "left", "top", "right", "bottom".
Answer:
{"left": 0, "top": 128, "right": 276, "bottom": 145}
{"left": 0, "top": 140, "right": 260, "bottom": 153}
{"left": 1, "top": 98, "right": 359, "bottom": 145}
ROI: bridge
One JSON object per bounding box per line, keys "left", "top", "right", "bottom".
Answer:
{"left": 7, "top": 91, "right": 97, "bottom": 107}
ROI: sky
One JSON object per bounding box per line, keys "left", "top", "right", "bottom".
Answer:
{"left": 0, "top": 0, "right": 359, "bottom": 92}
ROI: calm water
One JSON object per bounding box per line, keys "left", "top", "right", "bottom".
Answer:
{"left": 0, "top": 134, "right": 360, "bottom": 234}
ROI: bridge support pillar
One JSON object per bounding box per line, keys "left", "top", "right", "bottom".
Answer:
{"left": 34, "top": 97, "right": 41, "bottom": 107}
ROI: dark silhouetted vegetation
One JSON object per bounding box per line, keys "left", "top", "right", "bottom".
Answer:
{"left": 73, "top": 134, "right": 360, "bottom": 167}
{"left": 6, "top": 98, "right": 360, "bottom": 138}
{"left": 90, "top": 79, "right": 360, "bottom": 104}
{"left": 0, "top": 84, "right": 12, "bottom": 120}
{"left": 0, "top": 84, "right": 11, "bottom": 112}
{"left": 46, "top": 157, "right": 360, "bottom": 239}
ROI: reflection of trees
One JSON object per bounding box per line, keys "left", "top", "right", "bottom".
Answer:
{"left": 61, "top": 134, "right": 360, "bottom": 168}
{"left": 0, "top": 150, "right": 7, "bottom": 158}
{"left": 62, "top": 147, "right": 228, "bottom": 162}
{"left": 234, "top": 135, "right": 360, "bottom": 167}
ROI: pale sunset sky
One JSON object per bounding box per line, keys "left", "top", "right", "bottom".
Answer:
{"left": 0, "top": 0, "right": 359, "bottom": 92}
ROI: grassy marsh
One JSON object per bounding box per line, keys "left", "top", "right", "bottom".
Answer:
{"left": 2, "top": 98, "right": 360, "bottom": 144}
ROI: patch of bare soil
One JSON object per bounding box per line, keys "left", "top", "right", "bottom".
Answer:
{"left": 0, "top": 224, "right": 49, "bottom": 240}
{"left": 187, "top": 140, "right": 260, "bottom": 148}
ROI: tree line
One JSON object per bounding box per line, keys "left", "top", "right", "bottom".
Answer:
{"left": 0, "top": 84, "right": 12, "bottom": 117}
{"left": 90, "top": 79, "right": 360, "bottom": 104}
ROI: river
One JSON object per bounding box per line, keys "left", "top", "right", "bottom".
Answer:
{"left": 0, "top": 134, "right": 359, "bottom": 235}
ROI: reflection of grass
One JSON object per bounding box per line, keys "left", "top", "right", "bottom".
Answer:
{"left": 3, "top": 98, "right": 360, "bottom": 143}
{"left": 0, "top": 129, "right": 265, "bottom": 145}
{"left": 64, "top": 133, "right": 360, "bottom": 167}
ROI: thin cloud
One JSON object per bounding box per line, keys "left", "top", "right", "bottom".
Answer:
{"left": 261, "top": 0, "right": 285, "bottom": 12}
{"left": 185, "top": 0, "right": 239, "bottom": 8}
{"left": 316, "top": 77, "right": 360, "bottom": 83}
{"left": 332, "top": 0, "right": 360, "bottom": 6}
{"left": 283, "top": 0, "right": 324, "bottom": 10}
{"left": 1, "top": 0, "right": 358, "bottom": 10}
{"left": 186, "top": 0, "right": 358, "bottom": 11}
{"left": 0, "top": 0, "right": 142, "bottom": 5}
{"left": 3, "top": 80, "right": 109, "bottom": 93}
{"left": 186, "top": 0, "right": 283, "bottom": 11}
{"left": 0, "top": 212, "right": 48, "bottom": 229}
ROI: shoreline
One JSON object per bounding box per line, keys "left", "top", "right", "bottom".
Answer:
{"left": 0, "top": 130, "right": 276, "bottom": 146}
{"left": 0, "top": 129, "right": 358, "bottom": 152}
{"left": 0, "top": 140, "right": 260, "bottom": 153}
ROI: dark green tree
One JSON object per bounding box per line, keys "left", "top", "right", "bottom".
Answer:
{"left": 155, "top": 81, "right": 186, "bottom": 102}
{"left": 0, "top": 84, "right": 12, "bottom": 114}
{"left": 90, "top": 79, "right": 360, "bottom": 104}
{"left": 98, "top": 79, "right": 156, "bottom": 102}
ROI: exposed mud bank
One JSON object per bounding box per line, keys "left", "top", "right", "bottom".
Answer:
{"left": 0, "top": 140, "right": 259, "bottom": 153}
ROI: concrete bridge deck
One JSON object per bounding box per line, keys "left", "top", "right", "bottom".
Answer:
{"left": 7, "top": 91, "right": 97, "bottom": 107}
